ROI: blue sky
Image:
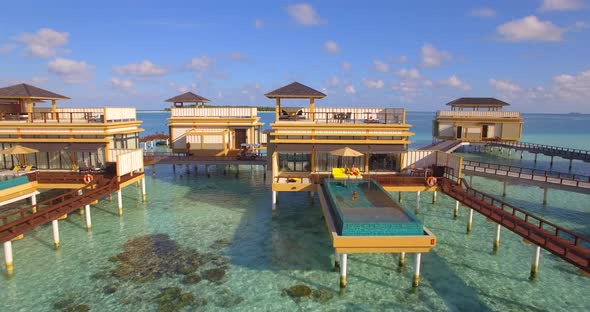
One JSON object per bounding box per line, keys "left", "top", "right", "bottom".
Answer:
{"left": 0, "top": 0, "right": 589, "bottom": 112}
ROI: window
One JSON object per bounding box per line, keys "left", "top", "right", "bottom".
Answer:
{"left": 278, "top": 153, "right": 311, "bottom": 172}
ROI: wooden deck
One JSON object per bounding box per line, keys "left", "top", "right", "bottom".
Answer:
{"left": 440, "top": 178, "right": 590, "bottom": 273}
{"left": 144, "top": 152, "right": 267, "bottom": 166}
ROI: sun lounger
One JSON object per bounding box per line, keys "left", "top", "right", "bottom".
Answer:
{"left": 332, "top": 168, "right": 363, "bottom": 179}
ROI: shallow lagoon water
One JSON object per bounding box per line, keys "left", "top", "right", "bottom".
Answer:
{"left": 0, "top": 112, "right": 589, "bottom": 311}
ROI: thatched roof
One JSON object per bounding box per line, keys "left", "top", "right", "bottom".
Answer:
{"left": 265, "top": 82, "right": 326, "bottom": 99}
{"left": 446, "top": 97, "right": 510, "bottom": 107}
{"left": 0, "top": 83, "right": 69, "bottom": 100}
{"left": 165, "top": 92, "right": 211, "bottom": 103}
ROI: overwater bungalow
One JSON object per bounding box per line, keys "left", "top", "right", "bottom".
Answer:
{"left": 0, "top": 83, "right": 146, "bottom": 274}
{"left": 432, "top": 97, "right": 523, "bottom": 142}
{"left": 166, "top": 92, "right": 265, "bottom": 156}
{"left": 0, "top": 83, "right": 143, "bottom": 171}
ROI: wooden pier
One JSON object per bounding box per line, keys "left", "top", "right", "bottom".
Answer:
{"left": 440, "top": 177, "right": 590, "bottom": 275}
{"left": 485, "top": 141, "right": 590, "bottom": 163}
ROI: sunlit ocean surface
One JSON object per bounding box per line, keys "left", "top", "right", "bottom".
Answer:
{"left": 0, "top": 111, "right": 588, "bottom": 311}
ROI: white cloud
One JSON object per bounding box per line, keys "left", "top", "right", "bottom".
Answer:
{"left": 496, "top": 16, "right": 563, "bottom": 42}
{"left": 168, "top": 82, "right": 198, "bottom": 94}
{"left": 109, "top": 77, "right": 134, "bottom": 91}
{"left": 327, "top": 76, "right": 339, "bottom": 87}
{"left": 341, "top": 62, "right": 351, "bottom": 71}
{"left": 344, "top": 83, "right": 356, "bottom": 94}
{"left": 397, "top": 68, "right": 421, "bottom": 80}
{"left": 286, "top": 3, "right": 325, "bottom": 25}
{"left": 229, "top": 52, "right": 247, "bottom": 61}
{"left": 552, "top": 69, "right": 590, "bottom": 101}
{"left": 31, "top": 76, "right": 49, "bottom": 84}
{"left": 440, "top": 75, "right": 471, "bottom": 90}
{"left": 115, "top": 60, "right": 167, "bottom": 77}
{"left": 540, "top": 0, "right": 585, "bottom": 11}
{"left": 397, "top": 56, "right": 408, "bottom": 63}
{"left": 18, "top": 28, "right": 69, "bottom": 58}
{"left": 48, "top": 57, "right": 92, "bottom": 83}
{"left": 470, "top": 7, "right": 496, "bottom": 17}
{"left": 255, "top": 19, "right": 264, "bottom": 29}
{"left": 373, "top": 60, "right": 390, "bottom": 73}
{"left": 323, "top": 40, "right": 340, "bottom": 54}
{"left": 363, "top": 79, "right": 385, "bottom": 89}
{"left": 187, "top": 56, "right": 213, "bottom": 71}
{"left": 421, "top": 44, "right": 452, "bottom": 68}
{"left": 0, "top": 43, "right": 16, "bottom": 54}
{"left": 490, "top": 79, "right": 522, "bottom": 93}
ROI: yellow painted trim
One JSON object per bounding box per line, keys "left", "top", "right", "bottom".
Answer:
{"left": 119, "top": 174, "right": 145, "bottom": 188}
{"left": 272, "top": 183, "right": 317, "bottom": 192}
{"left": 0, "top": 182, "right": 38, "bottom": 202}
{"left": 382, "top": 186, "right": 438, "bottom": 192}
{"left": 270, "top": 139, "right": 411, "bottom": 145}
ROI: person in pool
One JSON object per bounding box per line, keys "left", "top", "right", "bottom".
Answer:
{"left": 352, "top": 191, "right": 358, "bottom": 200}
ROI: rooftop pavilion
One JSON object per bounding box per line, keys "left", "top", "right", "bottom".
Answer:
{"left": 434, "top": 97, "right": 523, "bottom": 142}
{"left": 166, "top": 91, "right": 264, "bottom": 156}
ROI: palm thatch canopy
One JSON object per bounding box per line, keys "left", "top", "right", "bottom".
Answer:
{"left": 0, "top": 83, "right": 69, "bottom": 100}
{"left": 265, "top": 82, "right": 326, "bottom": 99}
{"left": 166, "top": 92, "right": 211, "bottom": 105}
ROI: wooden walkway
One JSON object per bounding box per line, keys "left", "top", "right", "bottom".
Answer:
{"left": 462, "top": 159, "right": 590, "bottom": 193}
{"left": 420, "top": 140, "right": 465, "bottom": 152}
{"left": 0, "top": 173, "right": 130, "bottom": 242}
{"left": 485, "top": 141, "right": 590, "bottom": 163}
{"left": 440, "top": 177, "right": 590, "bottom": 273}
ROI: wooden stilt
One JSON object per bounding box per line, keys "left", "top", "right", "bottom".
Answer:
{"left": 467, "top": 209, "right": 474, "bottom": 233}
{"left": 493, "top": 224, "right": 501, "bottom": 254}
{"left": 530, "top": 245, "right": 541, "bottom": 279}
{"left": 117, "top": 190, "right": 123, "bottom": 216}
{"left": 415, "top": 191, "right": 421, "bottom": 214}
{"left": 340, "top": 253, "right": 348, "bottom": 288}
{"left": 454, "top": 200, "right": 459, "bottom": 219}
{"left": 4, "top": 241, "right": 13, "bottom": 275}
{"left": 85, "top": 205, "right": 91, "bottom": 231}
{"left": 52, "top": 220, "right": 60, "bottom": 249}
{"left": 543, "top": 186, "right": 548, "bottom": 205}
{"left": 412, "top": 253, "right": 421, "bottom": 287}
{"left": 399, "top": 252, "right": 406, "bottom": 267}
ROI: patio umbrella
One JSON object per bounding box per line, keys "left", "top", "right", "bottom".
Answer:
{"left": 329, "top": 146, "right": 363, "bottom": 157}
{"left": 330, "top": 146, "right": 363, "bottom": 169}
{"left": 0, "top": 145, "right": 39, "bottom": 166}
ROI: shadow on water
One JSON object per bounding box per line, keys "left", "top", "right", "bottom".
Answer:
{"left": 422, "top": 250, "right": 491, "bottom": 311}
{"left": 227, "top": 190, "right": 333, "bottom": 271}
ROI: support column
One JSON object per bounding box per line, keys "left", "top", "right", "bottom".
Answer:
{"left": 454, "top": 200, "right": 460, "bottom": 219}
{"left": 412, "top": 253, "right": 421, "bottom": 287}
{"left": 467, "top": 209, "right": 474, "bottom": 233}
{"left": 340, "top": 253, "right": 348, "bottom": 288}
{"left": 530, "top": 245, "right": 541, "bottom": 279}
{"left": 31, "top": 193, "right": 37, "bottom": 213}
{"left": 140, "top": 178, "right": 146, "bottom": 202}
{"left": 117, "top": 190, "right": 123, "bottom": 216}
{"left": 271, "top": 191, "right": 277, "bottom": 211}
{"left": 502, "top": 181, "right": 507, "bottom": 197}
{"left": 568, "top": 159, "right": 573, "bottom": 172}
{"left": 543, "top": 186, "right": 548, "bottom": 205}
{"left": 493, "top": 224, "right": 501, "bottom": 253}
{"left": 334, "top": 250, "right": 340, "bottom": 269}
{"left": 85, "top": 205, "right": 91, "bottom": 231}
{"left": 398, "top": 192, "right": 402, "bottom": 203}
{"left": 432, "top": 191, "right": 437, "bottom": 204}
{"left": 469, "top": 175, "right": 473, "bottom": 185}
{"left": 415, "top": 191, "right": 421, "bottom": 214}
{"left": 534, "top": 153, "right": 538, "bottom": 164}
{"left": 398, "top": 252, "right": 406, "bottom": 267}
{"left": 4, "top": 241, "right": 13, "bottom": 275}
{"left": 549, "top": 156, "right": 554, "bottom": 169}
{"left": 52, "top": 220, "right": 60, "bottom": 249}
{"left": 520, "top": 151, "right": 524, "bottom": 159}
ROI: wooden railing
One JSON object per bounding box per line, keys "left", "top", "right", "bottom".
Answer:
{"left": 0, "top": 107, "right": 137, "bottom": 124}
{"left": 277, "top": 107, "right": 405, "bottom": 124}
{"left": 170, "top": 107, "right": 257, "bottom": 118}
{"left": 437, "top": 110, "right": 521, "bottom": 118}
{"left": 441, "top": 178, "right": 590, "bottom": 271}
{"left": 486, "top": 141, "right": 590, "bottom": 161}
{"left": 462, "top": 160, "right": 590, "bottom": 188}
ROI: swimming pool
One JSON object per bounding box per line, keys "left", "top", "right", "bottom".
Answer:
{"left": 322, "top": 179, "right": 423, "bottom": 236}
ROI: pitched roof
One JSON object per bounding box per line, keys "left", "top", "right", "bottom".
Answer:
{"left": 264, "top": 82, "right": 326, "bottom": 99}
{"left": 446, "top": 97, "right": 510, "bottom": 106}
{"left": 165, "top": 92, "right": 211, "bottom": 103}
{"left": 0, "top": 83, "right": 69, "bottom": 100}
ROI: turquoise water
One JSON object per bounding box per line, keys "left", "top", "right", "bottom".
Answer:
{"left": 323, "top": 179, "right": 423, "bottom": 236}
{"left": 0, "top": 112, "right": 589, "bottom": 311}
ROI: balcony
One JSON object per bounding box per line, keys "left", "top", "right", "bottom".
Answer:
{"left": 436, "top": 110, "right": 521, "bottom": 118}
{"left": 0, "top": 107, "right": 137, "bottom": 124}
{"left": 170, "top": 107, "right": 258, "bottom": 118}
{"left": 276, "top": 107, "right": 405, "bottom": 124}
